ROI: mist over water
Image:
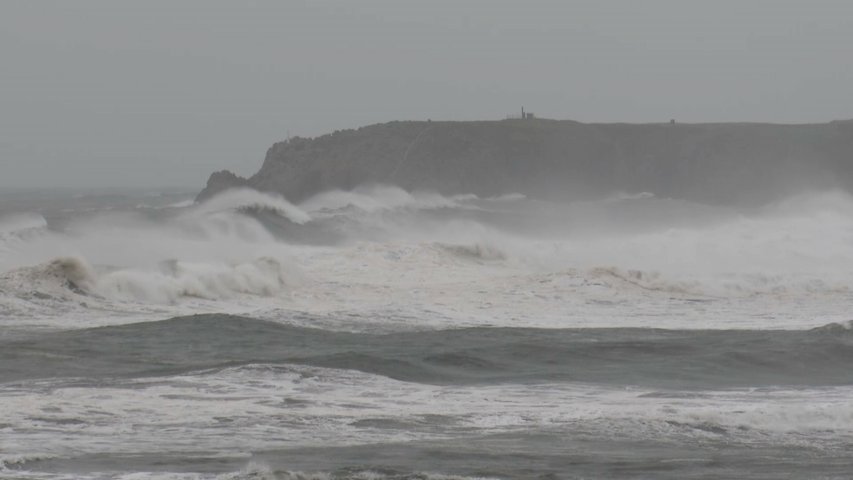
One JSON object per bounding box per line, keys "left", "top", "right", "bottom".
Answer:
{"left": 2, "top": 185, "right": 852, "bottom": 328}
{"left": 2, "top": 185, "right": 853, "bottom": 479}
{"left": 4, "top": 0, "right": 853, "bottom": 476}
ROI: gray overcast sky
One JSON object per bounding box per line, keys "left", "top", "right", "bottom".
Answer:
{"left": 1, "top": 0, "right": 851, "bottom": 189}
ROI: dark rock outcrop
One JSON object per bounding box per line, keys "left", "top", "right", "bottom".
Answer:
{"left": 197, "top": 170, "right": 249, "bottom": 202}
{"left": 197, "top": 119, "right": 853, "bottom": 206}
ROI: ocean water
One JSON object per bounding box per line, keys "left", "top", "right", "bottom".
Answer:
{"left": 1, "top": 185, "right": 853, "bottom": 479}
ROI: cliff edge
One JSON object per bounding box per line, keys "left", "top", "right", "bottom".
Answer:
{"left": 197, "top": 118, "right": 853, "bottom": 206}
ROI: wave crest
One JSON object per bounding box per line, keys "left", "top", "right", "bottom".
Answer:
{"left": 2, "top": 255, "right": 302, "bottom": 306}
{"left": 0, "top": 256, "right": 96, "bottom": 296}
{"left": 96, "top": 256, "right": 301, "bottom": 303}
{"left": 300, "top": 185, "right": 474, "bottom": 214}
{"left": 587, "top": 266, "right": 698, "bottom": 294}
{"left": 810, "top": 320, "right": 853, "bottom": 333}
{"left": 435, "top": 242, "right": 506, "bottom": 262}
{"left": 222, "top": 463, "right": 500, "bottom": 480}
{"left": 193, "top": 188, "right": 311, "bottom": 225}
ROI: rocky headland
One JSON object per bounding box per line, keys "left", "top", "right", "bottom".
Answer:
{"left": 198, "top": 118, "right": 853, "bottom": 206}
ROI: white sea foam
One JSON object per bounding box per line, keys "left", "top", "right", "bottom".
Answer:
{"left": 1, "top": 255, "right": 301, "bottom": 306}
{"left": 3, "top": 187, "right": 853, "bottom": 479}
{"left": 300, "top": 184, "right": 471, "bottom": 214}
{"left": 193, "top": 188, "right": 311, "bottom": 224}
{"left": 3, "top": 363, "right": 850, "bottom": 468}
{"left": 0, "top": 453, "right": 58, "bottom": 471}
{"left": 2, "top": 188, "right": 853, "bottom": 331}
{"left": 0, "top": 214, "right": 50, "bottom": 258}
{"left": 0, "top": 213, "right": 48, "bottom": 235}
{"left": 0, "top": 191, "right": 314, "bottom": 327}
{"left": 0, "top": 465, "right": 499, "bottom": 480}
{"left": 165, "top": 199, "right": 196, "bottom": 209}
{"left": 605, "top": 191, "right": 656, "bottom": 202}
{"left": 485, "top": 192, "right": 527, "bottom": 201}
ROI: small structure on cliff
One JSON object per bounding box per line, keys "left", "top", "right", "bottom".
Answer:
{"left": 507, "top": 107, "right": 535, "bottom": 120}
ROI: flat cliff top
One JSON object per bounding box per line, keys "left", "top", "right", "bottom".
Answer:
{"left": 198, "top": 118, "right": 853, "bottom": 206}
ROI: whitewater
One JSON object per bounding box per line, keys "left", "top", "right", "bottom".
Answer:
{"left": 2, "top": 185, "right": 853, "bottom": 479}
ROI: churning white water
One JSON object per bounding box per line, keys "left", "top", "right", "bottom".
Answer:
{"left": 2, "top": 186, "right": 852, "bottom": 330}
{"left": 2, "top": 186, "right": 853, "bottom": 479}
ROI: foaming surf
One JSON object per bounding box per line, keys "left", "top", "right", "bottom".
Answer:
{"left": 4, "top": 254, "right": 300, "bottom": 300}
{"left": 4, "top": 184, "right": 853, "bottom": 479}
{"left": 5, "top": 315, "right": 853, "bottom": 479}
{"left": 0, "top": 190, "right": 314, "bottom": 327}
{"left": 4, "top": 186, "right": 853, "bottom": 331}
{"left": 300, "top": 184, "right": 476, "bottom": 215}
{"left": 191, "top": 188, "right": 311, "bottom": 224}
{"left": 0, "top": 213, "right": 48, "bottom": 235}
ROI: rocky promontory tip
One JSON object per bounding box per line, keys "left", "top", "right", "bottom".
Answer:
{"left": 197, "top": 170, "right": 249, "bottom": 202}
{"left": 197, "top": 118, "right": 853, "bottom": 206}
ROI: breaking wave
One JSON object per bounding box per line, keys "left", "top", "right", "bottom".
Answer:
{"left": 0, "top": 189, "right": 314, "bottom": 315}
{"left": 434, "top": 242, "right": 507, "bottom": 262}
{"left": 299, "top": 185, "right": 475, "bottom": 214}
{"left": 0, "top": 453, "right": 58, "bottom": 472}
{"left": 0, "top": 255, "right": 301, "bottom": 305}
{"left": 0, "top": 461, "right": 500, "bottom": 480}
{"left": 486, "top": 193, "right": 527, "bottom": 202}
{"left": 3, "top": 187, "right": 853, "bottom": 329}
{"left": 0, "top": 214, "right": 49, "bottom": 252}
{"left": 97, "top": 256, "right": 301, "bottom": 303}
{"left": 0, "top": 213, "right": 48, "bottom": 235}
{"left": 5, "top": 187, "right": 853, "bottom": 480}
{"left": 194, "top": 188, "right": 311, "bottom": 224}
{"left": 217, "top": 464, "right": 500, "bottom": 480}
{"left": 605, "top": 191, "right": 656, "bottom": 202}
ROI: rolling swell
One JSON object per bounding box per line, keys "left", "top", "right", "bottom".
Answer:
{"left": 3, "top": 314, "right": 853, "bottom": 388}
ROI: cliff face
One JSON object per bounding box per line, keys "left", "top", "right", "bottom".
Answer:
{"left": 197, "top": 119, "right": 853, "bottom": 206}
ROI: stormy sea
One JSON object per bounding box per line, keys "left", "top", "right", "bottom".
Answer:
{"left": 2, "top": 185, "right": 853, "bottom": 480}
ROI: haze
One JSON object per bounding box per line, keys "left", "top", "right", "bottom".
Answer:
{"left": 1, "top": 0, "right": 851, "bottom": 189}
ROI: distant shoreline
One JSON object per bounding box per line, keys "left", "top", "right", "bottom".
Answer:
{"left": 198, "top": 118, "right": 853, "bottom": 207}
